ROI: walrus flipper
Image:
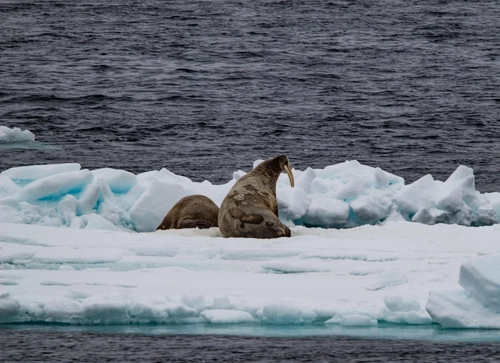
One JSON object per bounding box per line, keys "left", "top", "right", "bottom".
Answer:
{"left": 228, "top": 205, "right": 264, "bottom": 225}
{"left": 177, "top": 219, "right": 213, "bottom": 229}
{"left": 157, "top": 217, "right": 173, "bottom": 230}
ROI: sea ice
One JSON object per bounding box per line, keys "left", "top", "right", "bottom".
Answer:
{"left": 1, "top": 156, "right": 500, "bottom": 330}
{"left": 0, "top": 220, "right": 498, "bottom": 329}
{"left": 201, "top": 309, "right": 256, "bottom": 324}
{"left": 129, "top": 181, "right": 185, "bottom": 232}
{"left": 91, "top": 168, "right": 138, "bottom": 194}
{"left": 426, "top": 253, "right": 500, "bottom": 328}
{"left": 0, "top": 159, "right": 499, "bottom": 231}
{"left": 1, "top": 163, "right": 81, "bottom": 181}
{"left": 0, "top": 126, "right": 35, "bottom": 143}
{"left": 15, "top": 170, "right": 93, "bottom": 202}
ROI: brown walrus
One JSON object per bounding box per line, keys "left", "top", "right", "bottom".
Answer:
{"left": 218, "top": 155, "right": 295, "bottom": 238}
{"left": 157, "top": 195, "right": 219, "bottom": 230}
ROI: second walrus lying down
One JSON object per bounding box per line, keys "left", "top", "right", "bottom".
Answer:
{"left": 157, "top": 195, "right": 219, "bottom": 230}
{"left": 218, "top": 155, "right": 294, "bottom": 238}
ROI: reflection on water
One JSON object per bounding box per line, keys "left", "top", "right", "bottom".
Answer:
{"left": 1, "top": 322, "right": 500, "bottom": 343}
{"left": 0, "top": 141, "right": 61, "bottom": 151}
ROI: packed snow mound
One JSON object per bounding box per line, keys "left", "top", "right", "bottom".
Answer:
{"left": 0, "top": 160, "right": 499, "bottom": 232}
{"left": 426, "top": 253, "right": 500, "bottom": 329}
{"left": 0, "top": 126, "right": 35, "bottom": 143}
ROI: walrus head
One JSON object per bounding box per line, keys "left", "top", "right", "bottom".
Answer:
{"left": 254, "top": 155, "right": 295, "bottom": 187}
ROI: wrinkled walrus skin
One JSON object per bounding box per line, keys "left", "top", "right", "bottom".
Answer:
{"left": 218, "top": 155, "right": 295, "bottom": 239}
{"left": 157, "top": 195, "right": 219, "bottom": 230}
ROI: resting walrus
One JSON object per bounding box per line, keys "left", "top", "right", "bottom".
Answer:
{"left": 157, "top": 195, "right": 219, "bottom": 230}
{"left": 218, "top": 155, "right": 294, "bottom": 238}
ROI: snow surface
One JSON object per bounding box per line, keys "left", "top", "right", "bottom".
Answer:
{"left": 0, "top": 221, "right": 499, "bottom": 330}
{"left": 1, "top": 155, "right": 500, "bottom": 330}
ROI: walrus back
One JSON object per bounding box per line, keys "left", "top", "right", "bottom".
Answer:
{"left": 157, "top": 195, "right": 219, "bottom": 230}
{"left": 218, "top": 155, "right": 293, "bottom": 238}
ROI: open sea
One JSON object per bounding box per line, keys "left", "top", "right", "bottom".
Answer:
{"left": 1, "top": 0, "right": 500, "bottom": 361}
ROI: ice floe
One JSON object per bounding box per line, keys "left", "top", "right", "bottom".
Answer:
{"left": 1, "top": 157, "right": 500, "bottom": 330}
{"left": 0, "top": 126, "right": 35, "bottom": 143}
{"left": 0, "top": 221, "right": 499, "bottom": 329}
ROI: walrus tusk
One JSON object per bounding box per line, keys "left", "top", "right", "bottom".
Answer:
{"left": 284, "top": 164, "right": 294, "bottom": 187}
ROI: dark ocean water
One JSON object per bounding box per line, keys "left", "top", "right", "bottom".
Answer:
{"left": 1, "top": 0, "right": 500, "bottom": 191}
{"left": 2, "top": 0, "right": 500, "bottom": 360}
{"left": 2, "top": 325, "right": 500, "bottom": 363}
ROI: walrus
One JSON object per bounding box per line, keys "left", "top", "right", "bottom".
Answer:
{"left": 157, "top": 195, "right": 219, "bottom": 230}
{"left": 218, "top": 155, "right": 294, "bottom": 238}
